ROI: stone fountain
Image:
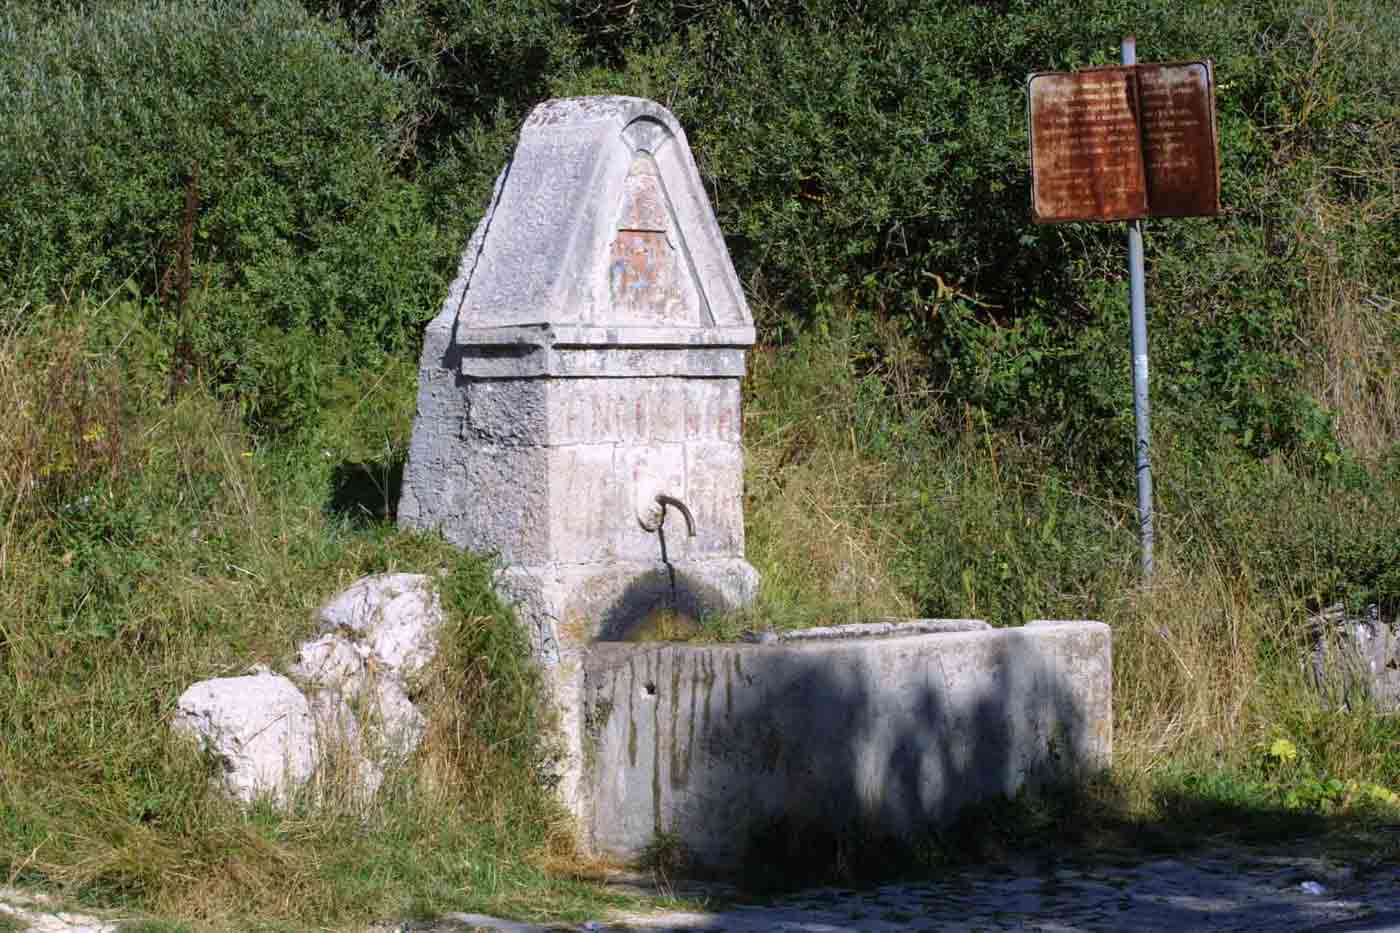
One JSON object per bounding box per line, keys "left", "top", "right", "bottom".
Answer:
{"left": 400, "top": 96, "right": 1112, "bottom": 867}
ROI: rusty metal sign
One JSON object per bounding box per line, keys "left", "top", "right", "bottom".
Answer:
{"left": 1135, "top": 62, "right": 1220, "bottom": 217}
{"left": 1029, "top": 61, "right": 1219, "bottom": 223}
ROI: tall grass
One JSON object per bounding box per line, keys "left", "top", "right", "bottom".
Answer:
{"left": 742, "top": 325, "right": 919, "bottom": 627}
{"left": 1300, "top": 177, "right": 1400, "bottom": 461}
{"left": 0, "top": 306, "right": 643, "bottom": 927}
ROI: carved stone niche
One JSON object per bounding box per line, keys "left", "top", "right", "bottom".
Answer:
{"left": 399, "top": 97, "right": 758, "bottom": 814}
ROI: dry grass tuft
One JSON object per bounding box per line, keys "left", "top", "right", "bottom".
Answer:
{"left": 742, "top": 324, "right": 918, "bottom": 625}
{"left": 1111, "top": 556, "right": 1266, "bottom": 776}
{"left": 0, "top": 316, "right": 128, "bottom": 560}
{"left": 1301, "top": 184, "right": 1400, "bottom": 459}
{"left": 746, "top": 442, "right": 914, "bottom": 622}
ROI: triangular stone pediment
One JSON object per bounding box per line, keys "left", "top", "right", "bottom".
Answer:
{"left": 606, "top": 154, "right": 709, "bottom": 328}
{"left": 448, "top": 97, "right": 753, "bottom": 342}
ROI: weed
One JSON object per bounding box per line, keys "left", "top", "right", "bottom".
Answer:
{"left": 641, "top": 832, "right": 692, "bottom": 881}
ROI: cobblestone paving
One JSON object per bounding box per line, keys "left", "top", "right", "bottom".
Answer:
{"left": 585, "top": 849, "right": 1400, "bottom": 932}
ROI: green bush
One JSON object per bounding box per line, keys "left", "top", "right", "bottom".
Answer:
{"left": 9, "top": 0, "right": 1394, "bottom": 454}
{"left": 289, "top": 0, "right": 1396, "bottom": 470}
{"left": 0, "top": 0, "right": 449, "bottom": 431}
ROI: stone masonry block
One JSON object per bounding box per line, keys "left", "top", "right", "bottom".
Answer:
{"left": 683, "top": 442, "right": 745, "bottom": 558}
{"left": 465, "top": 380, "right": 546, "bottom": 446}
{"left": 399, "top": 370, "right": 469, "bottom": 530}
{"left": 496, "top": 557, "right": 765, "bottom": 817}
{"left": 689, "top": 379, "right": 741, "bottom": 444}
{"left": 457, "top": 97, "right": 751, "bottom": 331}
{"left": 543, "top": 378, "right": 741, "bottom": 447}
{"left": 441, "top": 445, "right": 550, "bottom": 563}
{"left": 642, "top": 380, "right": 689, "bottom": 444}
{"left": 547, "top": 445, "right": 624, "bottom": 565}
{"left": 614, "top": 444, "right": 687, "bottom": 562}
{"left": 549, "top": 379, "right": 647, "bottom": 446}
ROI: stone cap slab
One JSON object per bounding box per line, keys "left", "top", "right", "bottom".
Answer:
{"left": 457, "top": 322, "right": 754, "bottom": 379}
{"left": 776, "top": 619, "right": 992, "bottom": 642}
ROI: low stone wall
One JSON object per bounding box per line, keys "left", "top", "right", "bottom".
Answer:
{"left": 581, "top": 620, "right": 1112, "bottom": 868}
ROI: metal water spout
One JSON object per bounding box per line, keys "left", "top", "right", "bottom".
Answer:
{"left": 652, "top": 494, "right": 695, "bottom": 608}
{"left": 654, "top": 494, "right": 696, "bottom": 537}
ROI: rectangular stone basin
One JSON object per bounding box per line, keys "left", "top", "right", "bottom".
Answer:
{"left": 581, "top": 620, "right": 1111, "bottom": 868}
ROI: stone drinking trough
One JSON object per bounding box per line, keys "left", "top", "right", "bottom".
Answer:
{"left": 583, "top": 620, "right": 1111, "bottom": 867}
{"left": 399, "top": 95, "right": 1114, "bottom": 867}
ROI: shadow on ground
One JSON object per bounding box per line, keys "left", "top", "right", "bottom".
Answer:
{"left": 727, "top": 743, "right": 1399, "bottom": 894}
{"left": 326, "top": 453, "right": 404, "bottom": 524}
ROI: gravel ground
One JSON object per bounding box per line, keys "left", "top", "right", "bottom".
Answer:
{"left": 425, "top": 844, "right": 1400, "bottom": 933}
{"left": 588, "top": 848, "right": 1400, "bottom": 932}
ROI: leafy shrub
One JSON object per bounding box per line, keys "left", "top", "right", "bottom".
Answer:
{"left": 0, "top": 0, "right": 449, "bottom": 431}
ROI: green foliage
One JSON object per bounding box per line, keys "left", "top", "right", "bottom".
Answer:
{"left": 897, "top": 454, "right": 1133, "bottom": 623}
{"left": 0, "top": 0, "right": 449, "bottom": 432}
{"left": 1256, "top": 731, "right": 1400, "bottom": 815}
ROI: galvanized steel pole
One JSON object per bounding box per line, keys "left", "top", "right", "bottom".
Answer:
{"left": 1123, "top": 35, "right": 1155, "bottom": 584}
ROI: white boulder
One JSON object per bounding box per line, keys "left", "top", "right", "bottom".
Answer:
{"left": 291, "top": 632, "right": 426, "bottom": 760}
{"left": 293, "top": 572, "right": 439, "bottom": 759}
{"left": 308, "top": 690, "right": 383, "bottom": 799}
{"left": 176, "top": 573, "right": 447, "bottom": 808}
{"left": 365, "top": 674, "right": 426, "bottom": 758}
{"left": 172, "top": 673, "right": 318, "bottom": 805}
{"left": 289, "top": 632, "right": 369, "bottom": 691}
{"left": 317, "top": 573, "right": 444, "bottom": 677}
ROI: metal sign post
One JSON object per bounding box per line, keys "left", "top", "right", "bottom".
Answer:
{"left": 1122, "top": 35, "right": 1154, "bottom": 584}
{"left": 1027, "top": 39, "right": 1220, "bottom": 585}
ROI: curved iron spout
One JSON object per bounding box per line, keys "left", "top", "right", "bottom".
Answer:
{"left": 654, "top": 494, "right": 696, "bottom": 537}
